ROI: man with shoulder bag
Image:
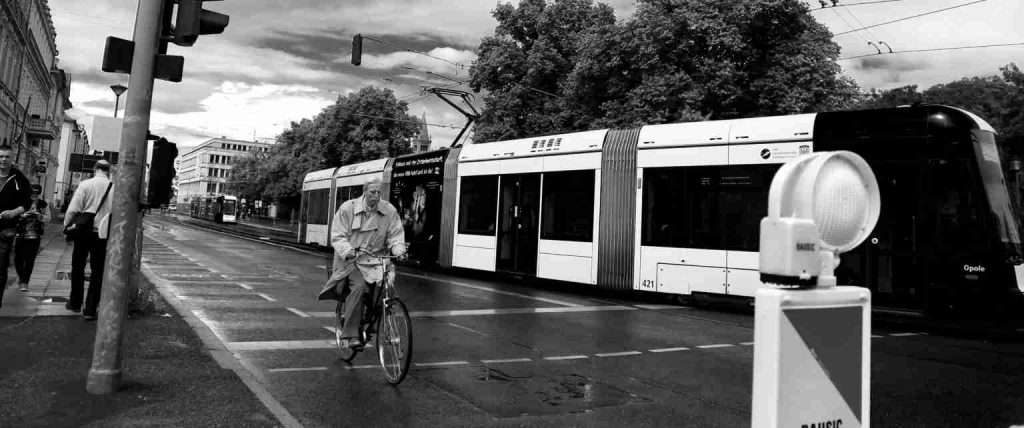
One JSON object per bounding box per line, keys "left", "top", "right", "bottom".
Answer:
{"left": 63, "top": 160, "right": 114, "bottom": 320}
{"left": 0, "top": 144, "right": 32, "bottom": 309}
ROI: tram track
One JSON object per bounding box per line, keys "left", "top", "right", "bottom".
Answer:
{"left": 152, "top": 214, "right": 327, "bottom": 255}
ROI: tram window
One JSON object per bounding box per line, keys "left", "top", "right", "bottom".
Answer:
{"left": 541, "top": 170, "right": 595, "bottom": 242}
{"left": 458, "top": 175, "right": 499, "bottom": 235}
{"left": 642, "top": 164, "right": 778, "bottom": 251}
{"left": 306, "top": 189, "right": 330, "bottom": 224}
{"left": 718, "top": 165, "right": 779, "bottom": 251}
{"left": 642, "top": 166, "right": 718, "bottom": 249}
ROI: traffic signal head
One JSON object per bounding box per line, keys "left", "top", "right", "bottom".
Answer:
{"left": 352, "top": 34, "right": 362, "bottom": 66}
{"left": 148, "top": 138, "right": 179, "bottom": 207}
{"left": 174, "top": 0, "right": 230, "bottom": 47}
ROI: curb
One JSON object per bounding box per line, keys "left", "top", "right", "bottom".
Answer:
{"left": 140, "top": 264, "right": 305, "bottom": 428}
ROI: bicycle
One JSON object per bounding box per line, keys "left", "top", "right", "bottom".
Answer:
{"left": 329, "top": 248, "right": 413, "bottom": 385}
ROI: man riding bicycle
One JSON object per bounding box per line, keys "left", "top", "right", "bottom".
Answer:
{"left": 318, "top": 177, "right": 406, "bottom": 349}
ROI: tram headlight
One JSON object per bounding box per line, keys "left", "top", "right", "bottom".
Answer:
{"left": 759, "top": 151, "right": 880, "bottom": 288}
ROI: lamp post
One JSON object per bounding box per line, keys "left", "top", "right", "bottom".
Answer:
{"left": 110, "top": 84, "right": 127, "bottom": 117}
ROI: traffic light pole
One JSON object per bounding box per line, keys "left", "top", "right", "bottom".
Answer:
{"left": 87, "top": 0, "right": 163, "bottom": 395}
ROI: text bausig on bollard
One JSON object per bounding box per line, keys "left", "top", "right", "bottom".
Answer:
{"left": 752, "top": 151, "right": 880, "bottom": 428}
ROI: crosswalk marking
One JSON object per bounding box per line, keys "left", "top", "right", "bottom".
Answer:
{"left": 650, "top": 347, "right": 690, "bottom": 353}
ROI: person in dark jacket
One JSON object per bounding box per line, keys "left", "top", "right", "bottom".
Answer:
{"left": 14, "top": 184, "right": 48, "bottom": 291}
{"left": 0, "top": 144, "right": 32, "bottom": 308}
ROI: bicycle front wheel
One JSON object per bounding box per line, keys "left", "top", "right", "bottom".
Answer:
{"left": 377, "top": 299, "right": 413, "bottom": 385}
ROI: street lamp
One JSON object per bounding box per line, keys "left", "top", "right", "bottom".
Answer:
{"left": 110, "top": 84, "right": 127, "bottom": 117}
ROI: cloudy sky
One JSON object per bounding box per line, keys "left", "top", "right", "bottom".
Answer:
{"left": 48, "top": 0, "right": 1023, "bottom": 152}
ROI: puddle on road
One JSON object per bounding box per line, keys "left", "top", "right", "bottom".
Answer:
{"left": 424, "top": 366, "right": 648, "bottom": 418}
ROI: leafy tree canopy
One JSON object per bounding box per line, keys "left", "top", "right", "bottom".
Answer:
{"left": 469, "top": 0, "right": 860, "bottom": 141}
{"left": 227, "top": 86, "right": 418, "bottom": 208}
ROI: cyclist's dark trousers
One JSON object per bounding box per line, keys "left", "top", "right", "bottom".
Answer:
{"left": 339, "top": 268, "right": 369, "bottom": 340}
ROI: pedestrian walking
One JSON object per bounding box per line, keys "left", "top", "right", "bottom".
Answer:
{"left": 62, "top": 160, "right": 114, "bottom": 320}
{"left": 13, "top": 184, "right": 48, "bottom": 291}
{"left": 0, "top": 144, "right": 32, "bottom": 309}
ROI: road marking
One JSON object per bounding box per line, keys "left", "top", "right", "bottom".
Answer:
{"left": 481, "top": 358, "right": 532, "bottom": 364}
{"left": 323, "top": 326, "right": 337, "bottom": 333}
{"left": 238, "top": 283, "right": 253, "bottom": 290}
{"left": 316, "top": 265, "right": 326, "bottom": 270}
{"left": 697, "top": 344, "right": 734, "bottom": 349}
{"left": 871, "top": 335, "right": 883, "bottom": 338}
{"left": 889, "top": 332, "right": 918, "bottom": 337}
{"left": 268, "top": 367, "right": 328, "bottom": 373}
{"left": 415, "top": 361, "right": 469, "bottom": 367}
{"left": 227, "top": 340, "right": 334, "bottom": 351}
{"left": 287, "top": 308, "right": 311, "bottom": 318}
{"left": 344, "top": 365, "right": 379, "bottom": 370}
{"left": 256, "top": 293, "right": 276, "bottom": 302}
{"left": 400, "top": 272, "right": 583, "bottom": 307}
{"left": 650, "top": 347, "right": 690, "bottom": 353}
{"left": 596, "top": 351, "right": 643, "bottom": 357}
{"left": 634, "top": 304, "right": 690, "bottom": 310}
{"left": 308, "top": 305, "right": 635, "bottom": 319}
{"left": 739, "top": 342, "right": 755, "bottom": 346}
{"left": 543, "top": 355, "right": 588, "bottom": 361}
{"left": 447, "top": 322, "right": 490, "bottom": 336}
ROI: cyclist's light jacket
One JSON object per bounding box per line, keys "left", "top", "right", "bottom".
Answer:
{"left": 327, "top": 195, "right": 406, "bottom": 284}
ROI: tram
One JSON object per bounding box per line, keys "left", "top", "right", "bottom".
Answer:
{"left": 300, "top": 105, "right": 1024, "bottom": 316}
{"left": 190, "top": 194, "right": 238, "bottom": 224}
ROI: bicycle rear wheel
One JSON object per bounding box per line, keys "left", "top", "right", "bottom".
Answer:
{"left": 335, "top": 301, "right": 357, "bottom": 362}
{"left": 377, "top": 299, "right": 412, "bottom": 385}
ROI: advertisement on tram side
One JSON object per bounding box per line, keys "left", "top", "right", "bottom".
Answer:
{"left": 390, "top": 150, "right": 448, "bottom": 264}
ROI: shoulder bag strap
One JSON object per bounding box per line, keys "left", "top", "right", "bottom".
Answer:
{"left": 96, "top": 183, "right": 113, "bottom": 212}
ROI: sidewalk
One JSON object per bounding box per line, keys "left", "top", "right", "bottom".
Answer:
{"left": 0, "top": 224, "right": 280, "bottom": 427}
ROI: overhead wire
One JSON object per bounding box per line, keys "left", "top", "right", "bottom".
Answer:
{"left": 831, "top": 0, "right": 988, "bottom": 38}
{"left": 838, "top": 41, "right": 1024, "bottom": 60}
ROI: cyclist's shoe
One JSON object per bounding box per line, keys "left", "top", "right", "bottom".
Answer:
{"left": 342, "top": 337, "right": 365, "bottom": 350}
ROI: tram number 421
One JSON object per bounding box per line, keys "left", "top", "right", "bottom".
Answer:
{"left": 641, "top": 279, "right": 655, "bottom": 289}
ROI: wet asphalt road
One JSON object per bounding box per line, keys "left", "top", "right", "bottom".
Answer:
{"left": 140, "top": 216, "right": 1024, "bottom": 428}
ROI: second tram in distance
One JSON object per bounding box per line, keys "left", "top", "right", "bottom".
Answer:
{"left": 190, "top": 194, "right": 238, "bottom": 224}
{"left": 299, "top": 105, "right": 1024, "bottom": 317}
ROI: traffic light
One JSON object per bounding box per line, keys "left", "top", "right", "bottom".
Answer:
{"left": 147, "top": 138, "right": 178, "bottom": 207}
{"left": 351, "top": 34, "right": 362, "bottom": 66}
{"left": 174, "top": 0, "right": 230, "bottom": 47}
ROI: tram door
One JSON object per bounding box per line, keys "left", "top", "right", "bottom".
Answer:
{"left": 496, "top": 173, "right": 541, "bottom": 275}
{"left": 838, "top": 162, "right": 926, "bottom": 310}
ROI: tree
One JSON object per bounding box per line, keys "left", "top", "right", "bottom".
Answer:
{"left": 469, "top": 0, "right": 616, "bottom": 142}
{"left": 227, "top": 86, "right": 418, "bottom": 209}
{"left": 469, "top": 0, "right": 860, "bottom": 141}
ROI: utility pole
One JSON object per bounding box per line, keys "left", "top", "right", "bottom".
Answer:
{"left": 86, "top": 0, "right": 162, "bottom": 395}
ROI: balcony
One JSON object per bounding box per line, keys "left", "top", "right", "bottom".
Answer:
{"left": 25, "top": 116, "right": 58, "bottom": 140}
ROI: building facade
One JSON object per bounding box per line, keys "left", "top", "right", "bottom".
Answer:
{"left": 52, "top": 117, "right": 88, "bottom": 210}
{"left": 1, "top": 0, "right": 71, "bottom": 201}
{"left": 176, "top": 137, "right": 272, "bottom": 206}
